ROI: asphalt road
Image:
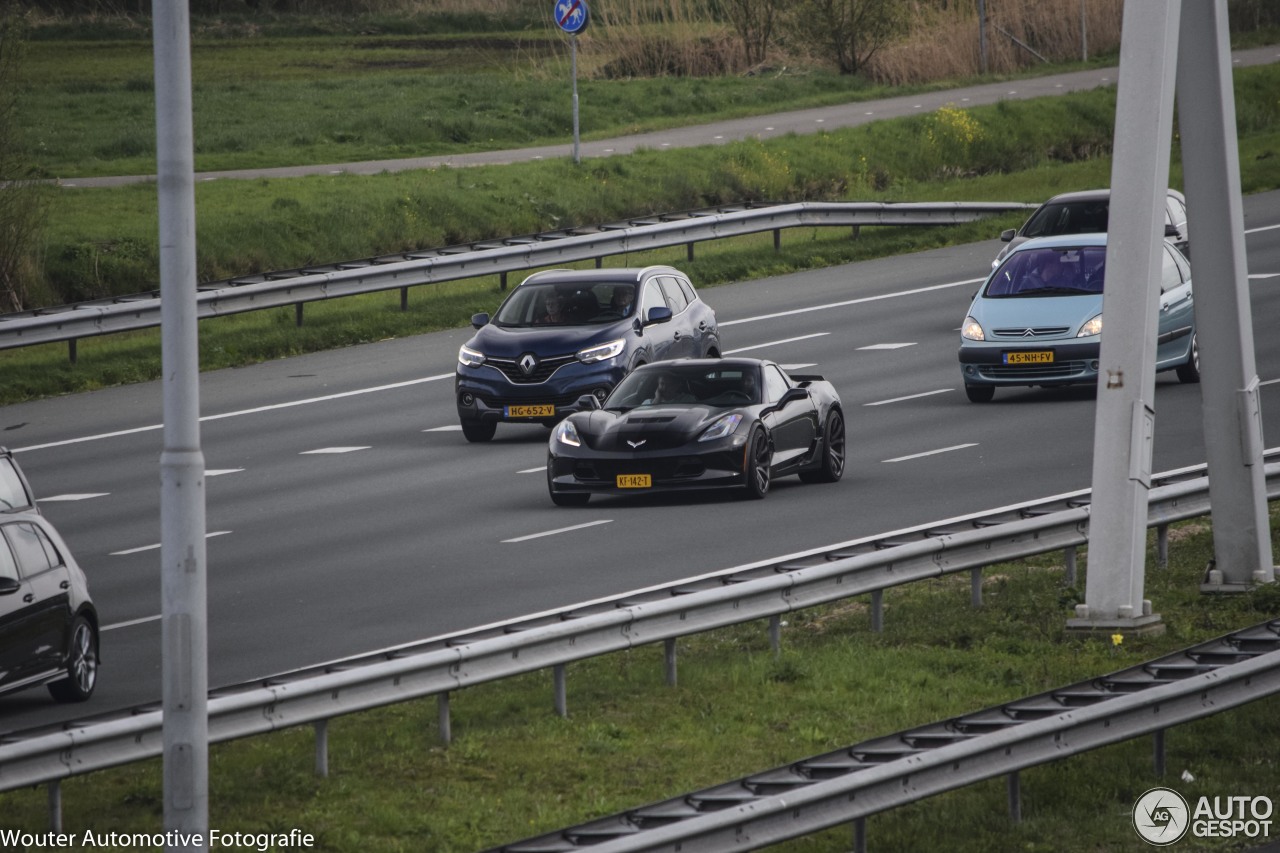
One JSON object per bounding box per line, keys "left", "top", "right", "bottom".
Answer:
{"left": 1, "top": 189, "right": 1278, "bottom": 732}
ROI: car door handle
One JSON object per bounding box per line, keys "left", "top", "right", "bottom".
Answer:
{"left": 673, "top": 331, "right": 681, "bottom": 339}
{"left": 22, "top": 593, "right": 33, "bottom": 603}
{"left": 61, "top": 581, "right": 70, "bottom": 590}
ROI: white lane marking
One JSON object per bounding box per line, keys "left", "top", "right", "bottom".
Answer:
{"left": 882, "top": 443, "right": 977, "bottom": 463}
{"left": 519, "top": 466, "right": 548, "bottom": 474}
{"left": 110, "top": 530, "right": 232, "bottom": 556}
{"left": 1262, "top": 377, "right": 1280, "bottom": 387}
{"left": 1245, "top": 223, "right": 1280, "bottom": 234}
{"left": 103, "top": 614, "right": 161, "bottom": 632}
{"left": 858, "top": 342, "right": 916, "bottom": 350}
{"left": 425, "top": 425, "right": 463, "bottom": 432}
{"left": 503, "top": 519, "right": 613, "bottom": 543}
{"left": 39, "top": 493, "right": 109, "bottom": 502}
{"left": 725, "top": 332, "right": 829, "bottom": 354}
{"left": 864, "top": 389, "right": 953, "bottom": 406}
{"left": 1250, "top": 273, "right": 1278, "bottom": 280}
{"left": 12, "top": 373, "right": 454, "bottom": 453}
{"left": 300, "top": 446, "right": 370, "bottom": 455}
{"left": 719, "top": 279, "right": 985, "bottom": 327}
{"left": 206, "top": 469, "right": 243, "bottom": 477}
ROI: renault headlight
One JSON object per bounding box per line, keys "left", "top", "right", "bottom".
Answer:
{"left": 577, "top": 339, "right": 625, "bottom": 364}
{"left": 1078, "top": 314, "right": 1102, "bottom": 337}
{"left": 458, "top": 345, "right": 486, "bottom": 368}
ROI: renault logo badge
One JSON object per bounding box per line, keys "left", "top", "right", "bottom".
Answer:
{"left": 519, "top": 353, "right": 539, "bottom": 375}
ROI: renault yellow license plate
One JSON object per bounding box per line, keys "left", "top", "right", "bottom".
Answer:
{"left": 505, "top": 404, "right": 555, "bottom": 418}
{"left": 617, "top": 474, "right": 652, "bottom": 489}
{"left": 1004, "top": 351, "right": 1054, "bottom": 365}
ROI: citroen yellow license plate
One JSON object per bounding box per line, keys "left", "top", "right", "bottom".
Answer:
{"left": 1004, "top": 351, "right": 1054, "bottom": 365}
{"left": 617, "top": 474, "right": 652, "bottom": 489}
{"left": 505, "top": 404, "right": 555, "bottom": 418}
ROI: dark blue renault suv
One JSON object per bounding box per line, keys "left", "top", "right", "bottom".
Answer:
{"left": 455, "top": 266, "right": 720, "bottom": 442}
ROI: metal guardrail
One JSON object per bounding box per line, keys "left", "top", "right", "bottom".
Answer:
{"left": 0, "top": 201, "right": 1031, "bottom": 351}
{"left": 488, "top": 620, "right": 1280, "bottom": 853}
{"left": 1, "top": 452, "right": 1276, "bottom": 804}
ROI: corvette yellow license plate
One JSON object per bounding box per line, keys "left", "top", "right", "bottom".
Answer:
{"left": 505, "top": 404, "right": 555, "bottom": 418}
{"left": 617, "top": 474, "right": 652, "bottom": 489}
{"left": 1004, "top": 351, "right": 1054, "bottom": 364}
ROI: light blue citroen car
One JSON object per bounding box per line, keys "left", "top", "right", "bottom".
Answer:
{"left": 958, "top": 233, "right": 1198, "bottom": 402}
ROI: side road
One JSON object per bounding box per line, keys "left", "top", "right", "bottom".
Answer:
{"left": 58, "top": 44, "right": 1280, "bottom": 189}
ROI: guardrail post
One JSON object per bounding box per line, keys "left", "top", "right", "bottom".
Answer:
{"left": 686, "top": 242, "right": 695, "bottom": 262}
{"left": 773, "top": 229, "right": 781, "bottom": 252}
{"left": 853, "top": 817, "right": 867, "bottom": 853}
{"left": 1156, "top": 524, "right": 1169, "bottom": 568}
{"left": 400, "top": 286, "right": 409, "bottom": 312}
{"left": 851, "top": 225, "right": 861, "bottom": 240}
{"left": 48, "top": 780, "right": 62, "bottom": 832}
{"left": 68, "top": 339, "right": 77, "bottom": 364}
{"left": 1153, "top": 729, "right": 1166, "bottom": 777}
{"left": 1065, "top": 545, "right": 1078, "bottom": 586}
{"left": 971, "top": 568, "right": 983, "bottom": 607}
{"left": 595, "top": 257, "right": 602, "bottom": 269}
{"left": 1008, "top": 771, "right": 1022, "bottom": 823}
{"left": 295, "top": 303, "right": 304, "bottom": 327}
{"left": 769, "top": 614, "right": 782, "bottom": 657}
{"left": 314, "top": 719, "right": 329, "bottom": 777}
{"left": 500, "top": 271, "right": 508, "bottom": 291}
{"left": 664, "top": 638, "right": 677, "bottom": 686}
{"left": 438, "top": 692, "right": 452, "bottom": 745}
{"left": 870, "top": 590, "right": 883, "bottom": 633}
{"left": 554, "top": 664, "right": 568, "bottom": 717}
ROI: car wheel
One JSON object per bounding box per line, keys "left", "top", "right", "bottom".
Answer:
{"left": 800, "top": 408, "right": 846, "bottom": 484}
{"left": 1176, "top": 333, "right": 1201, "bottom": 384}
{"left": 965, "top": 384, "right": 995, "bottom": 403}
{"left": 461, "top": 420, "right": 497, "bottom": 442}
{"left": 48, "top": 616, "right": 98, "bottom": 703}
{"left": 743, "top": 426, "right": 772, "bottom": 499}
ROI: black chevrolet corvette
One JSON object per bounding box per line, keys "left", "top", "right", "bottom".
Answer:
{"left": 547, "top": 358, "right": 845, "bottom": 505}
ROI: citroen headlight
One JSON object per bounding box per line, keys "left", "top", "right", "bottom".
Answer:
{"left": 1078, "top": 314, "right": 1102, "bottom": 337}
{"left": 458, "top": 345, "right": 486, "bottom": 368}
{"left": 553, "top": 419, "right": 582, "bottom": 447}
{"left": 577, "top": 339, "right": 625, "bottom": 364}
{"left": 699, "top": 413, "right": 743, "bottom": 442}
{"left": 961, "top": 317, "right": 986, "bottom": 341}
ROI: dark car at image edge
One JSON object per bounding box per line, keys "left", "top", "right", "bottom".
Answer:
{"left": 454, "top": 265, "right": 720, "bottom": 442}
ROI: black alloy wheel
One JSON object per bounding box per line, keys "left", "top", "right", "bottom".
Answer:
{"left": 744, "top": 426, "right": 772, "bottom": 499}
{"left": 48, "top": 616, "right": 98, "bottom": 703}
{"left": 1176, "top": 333, "right": 1201, "bottom": 383}
{"left": 800, "top": 408, "right": 846, "bottom": 484}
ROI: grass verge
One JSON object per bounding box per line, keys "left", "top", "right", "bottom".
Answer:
{"left": 1, "top": 514, "right": 1278, "bottom": 851}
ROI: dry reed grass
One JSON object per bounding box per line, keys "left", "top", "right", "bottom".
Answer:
{"left": 868, "top": 0, "right": 1124, "bottom": 85}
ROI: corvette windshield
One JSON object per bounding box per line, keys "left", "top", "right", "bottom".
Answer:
{"left": 985, "top": 246, "right": 1105, "bottom": 298}
{"left": 493, "top": 282, "right": 637, "bottom": 327}
{"left": 606, "top": 365, "right": 761, "bottom": 411}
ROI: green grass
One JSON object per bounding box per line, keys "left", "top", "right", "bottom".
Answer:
{"left": 2, "top": 517, "right": 1278, "bottom": 852}
{"left": 7, "top": 64, "right": 1280, "bottom": 407}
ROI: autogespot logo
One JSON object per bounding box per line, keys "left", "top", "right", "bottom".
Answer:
{"left": 1134, "top": 787, "right": 1191, "bottom": 846}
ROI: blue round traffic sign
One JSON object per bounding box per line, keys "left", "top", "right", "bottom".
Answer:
{"left": 554, "top": 0, "right": 589, "bottom": 34}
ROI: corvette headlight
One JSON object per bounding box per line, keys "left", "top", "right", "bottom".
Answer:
{"left": 577, "top": 339, "right": 625, "bottom": 364}
{"left": 1078, "top": 314, "right": 1102, "bottom": 337}
{"left": 458, "top": 345, "right": 486, "bottom": 368}
{"left": 699, "top": 413, "right": 743, "bottom": 442}
{"left": 553, "top": 419, "right": 582, "bottom": 447}
{"left": 961, "top": 317, "right": 985, "bottom": 342}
